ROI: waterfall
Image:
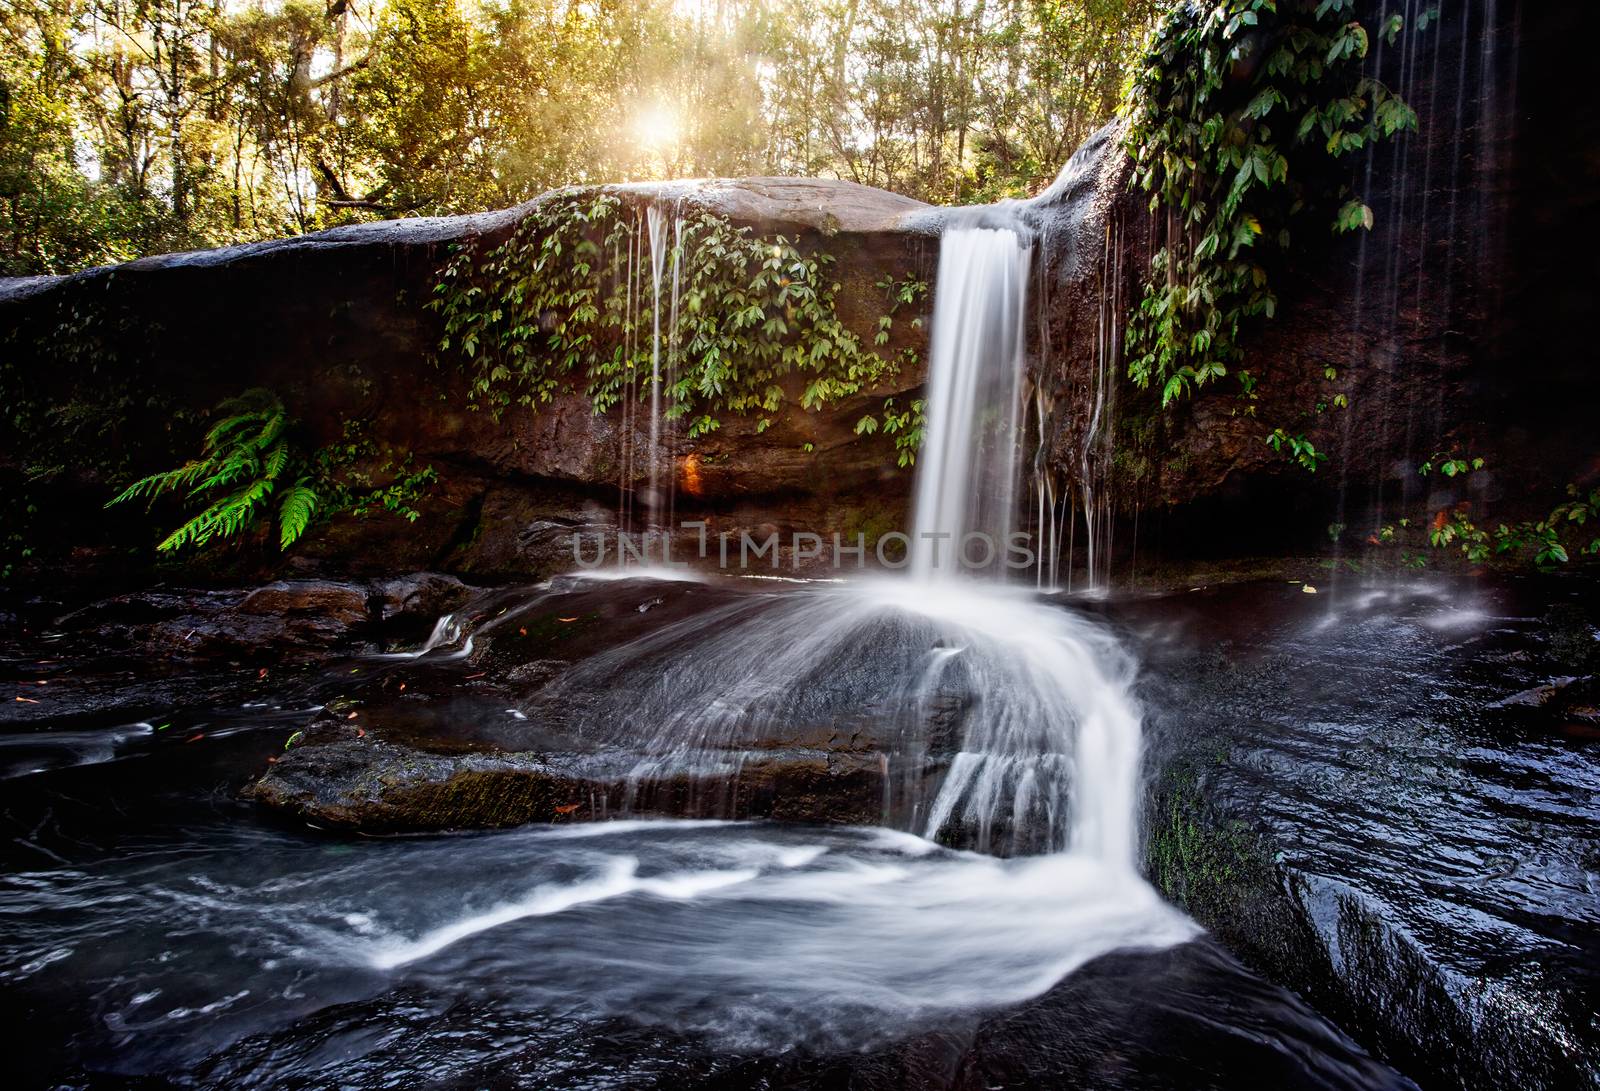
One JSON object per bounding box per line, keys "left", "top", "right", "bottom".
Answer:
{"left": 534, "top": 210, "right": 1146, "bottom": 867}
{"left": 905, "top": 216, "right": 1140, "bottom": 860}
{"left": 908, "top": 224, "right": 1031, "bottom": 580}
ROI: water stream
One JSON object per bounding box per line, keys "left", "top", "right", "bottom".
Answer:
{"left": 0, "top": 214, "right": 1427, "bottom": 1088}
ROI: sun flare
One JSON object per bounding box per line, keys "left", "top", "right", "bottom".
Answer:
{"left": 631, "top": 104, "right": 682, "bottom": 152}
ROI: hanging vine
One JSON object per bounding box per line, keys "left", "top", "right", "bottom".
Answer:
{"left": 430, "top": 191, "right": 927, "bottom": 449}
{"left": 1123, "top": 0, "right": 1427, "bottom": 469}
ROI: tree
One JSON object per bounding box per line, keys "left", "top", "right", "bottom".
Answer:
{"left": 0, "top": 0, "right": 1162, "bottom": 274}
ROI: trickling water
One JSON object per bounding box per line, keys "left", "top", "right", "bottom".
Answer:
{"left": 1080, "top": 218, "right": 1122, "bottom": 593}
{"left": 645, "top": 205, "right": 672, "bottom": 517}
{"left": 909, "top": 224, "right": 1031, "bottom": 581}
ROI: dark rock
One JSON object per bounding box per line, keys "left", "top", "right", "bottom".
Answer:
{"left": 246, "top": 711, "right": 886, "bottom": 833}
{"left": 1126, "top": 580, "right": 1600, "bottom": 1091}
{"left": 373, "top": 572, "right": 471, "bottom": 623}
{"left": 237, "top": 579, "right": 368, "bottom": 616}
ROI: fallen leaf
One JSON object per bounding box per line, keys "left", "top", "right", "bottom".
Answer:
{"left": 184, "top": 733, "right": 205, "bottom": 743}
{"left": 355, "top": 727, "right": 366, "bottom": 739}
{"left": 1302, "top": 585, "right": 1318, "bottom": 594}
{"left": 346, "top": 711, "right": 359, "bottom": 719}
{"left": 553, "top": 803, "right": 581, "bottom": 815}
{"left": 14, "top": 696, "right": 39, "bottom": 704}
{"left": 465, "top": 672, "right": 486, "bottom": 680}
{"left": 258, "top": 668, "right": 268, "bottom": 679}
{"left": 518, "top": 627, "right": 527, "bottom": 636}
{"left": 398, "top": 683, "right": 407, "bottom": 692}
{"left": 558, "top": 617, "right": 579, "bottom": 623}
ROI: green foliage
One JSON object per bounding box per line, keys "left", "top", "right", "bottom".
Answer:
{"left": 1367, "top": 458, "right": 1600, "bottom": 571}
{"left": 877, "top": 396, "right": 928, "bottom": 468}
{"left": 1418, "top": 452, "right": 1484, "bottom": 478}
{"left": 107, "top": 389, "right": 290, "bottom": 552}
{"left": 432, "top": 192, "right": 927, "bottom": 451}
{"left": 1264, "top": 426, "right": 1326, "bottom": 472}
{"left": 4, "top": 0, "right": 1159, "bottom": 273}
{"left": 1123, "top": 0, "right": 1423, "bottom": 464}
{"left": 106, "top": 389, "right": 437, "bottom": 555}
{"left": 1421, "top": 485, "right": 1600, "bottom": 569}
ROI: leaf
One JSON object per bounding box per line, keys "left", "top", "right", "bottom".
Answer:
{"left": 278, "top": 484, "right": 319, "bottom": 550}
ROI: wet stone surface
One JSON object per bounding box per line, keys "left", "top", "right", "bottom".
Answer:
{"left": 0, "top": 569, "right": 1595, "bottom": 1090}
{"left": 1123, "top": 576, "right": 1600, "bottom": 1091}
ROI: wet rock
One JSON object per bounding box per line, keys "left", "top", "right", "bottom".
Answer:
{"left": 43, "top": 574, "right": 476, "bottom": 664}
{"left": 374, "top": 573, "right": 471, "bottom": 624}
{"left": 0, "top": 575, "right": 483, "bottom": 731}
{"left": 237, "top": 580, "right": 369, "bottom": 641}
{"left": 246, "top": 710, "right": 886, "bottom": 833}
{"left": 1128, "top": 580, "right": 1600, "bottom": 1091}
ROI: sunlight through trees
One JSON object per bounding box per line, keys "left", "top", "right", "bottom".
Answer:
{"left": 0, "top": 0, "right": 1158, "bottom": 274}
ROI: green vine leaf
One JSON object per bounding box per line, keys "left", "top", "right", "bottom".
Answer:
{"left": 1123, "top": 0, "right": 1424, "bottom": 473}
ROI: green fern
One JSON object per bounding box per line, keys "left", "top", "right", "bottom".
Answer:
{"left": 277, "top": 483, "right": 318, "bottom": 549}
{"left": 107, "top": 388, "right": 296, "bottom": 553}
{"left": 107, "top": 387, "right": 437, "bottom": 556}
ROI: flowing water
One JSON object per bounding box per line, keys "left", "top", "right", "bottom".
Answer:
{"left": 0, "top": 571, "right": 1478, "bottom": 1088}
{"left": 532, "top": 216, "right": 1139, "bottom": 856}
{"left": 909, "top": 224, "right": 1030, "bottom": 581}
{"left": 0, "top": 214, "right": 1425, "bottom": 1088}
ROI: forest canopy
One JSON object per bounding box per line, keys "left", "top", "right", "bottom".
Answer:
{"left": 0, "top": 0, "right": 1158, "bottom": 275}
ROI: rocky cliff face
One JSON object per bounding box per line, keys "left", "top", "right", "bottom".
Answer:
{"left": 0, "top": 180, "right": 937, "bottom": 585}
{"left": 1019, "top": 0, "right": 1597, "bottom": 571}
{"left": 2, "top": 1, "right": 1590, "bottom": 590}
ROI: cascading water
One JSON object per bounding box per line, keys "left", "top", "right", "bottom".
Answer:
{"left": 0, "top": 200, "right": 1255, "bottom": 1088}
{"left": 530, "top": 209, "right": 1148, "bottom": 867}
{"left": 644, "top": 204, "right": 679, "bottom": 521}
{"left": 644, "top": 205, "right": 668, "bottom": 515}
{"left": 908, "top": 223, "right": 1030, "bottom": 581}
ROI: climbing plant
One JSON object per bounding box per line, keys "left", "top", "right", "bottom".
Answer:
{"left": 1124, "top": 0, "right": 1424, "bottom": 469}
{"left": 106, "top": 388, "right": 436, "bottom": 553}
{"left": 431, "top": 191, "right": 926, "bottom": 450}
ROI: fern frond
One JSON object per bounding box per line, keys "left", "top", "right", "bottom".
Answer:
{"left": 155, "top": 476, "right": 274, "bottom": 553}
{"left": 204, "top": 412, "right": 258, "bottom": 451}
{"left": 105, "top": 461, "right": 209, "bottom": 508}
{"left": 254, "top": 410, "right": 287, "bottom": 454}
{"left": 262, "top": 439, "right": 290, "bottom": 483}
{"left": 156, "top": 498, "right": 226, "bottom": 552}
{"left": 193, "top": 448, "right": 259, "bottom": 494}
{"left": 204, "top": 389, "right": 284, "bottom": 452}
{"left": 277, "top": 483, "right": 318, "bottom": 549}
